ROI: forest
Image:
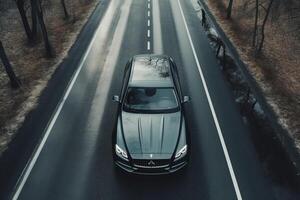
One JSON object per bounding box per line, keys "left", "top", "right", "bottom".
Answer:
{"left": 206, "top": 0, "right": 300, "bottom": 150}
{"left": 0, "top": 0, "right": 96, "bottom": 154}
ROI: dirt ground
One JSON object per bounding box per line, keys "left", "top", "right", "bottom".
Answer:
{"left": 205, "top": 0, "right": 300, "bottom": 151}
{"left": 0, "top": 0, "right": 98, "bottom": 154}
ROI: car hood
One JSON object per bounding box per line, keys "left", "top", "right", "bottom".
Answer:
{"left": 121, "top": 111, "right": 181, "bottom": 155}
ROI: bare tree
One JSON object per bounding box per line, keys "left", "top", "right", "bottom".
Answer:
{"left": 30, "top": 0, "right": 38, "bottom": 38}
{"left": 252, "top": 0, "right": 259, "bottom": 47}
{"left": 226, "top": 0, "right": 234, "bottom": 19}
{"left": 14, "top": 0, "right": 53, "bottom": 56}
{"left": 201, "top": 9, "right": 206, "bottom": 26}
{"left": 0, "top": 41, "right": 21, "bottom": 88}
{"left": 31, "top": 0, "right": 54, "bottom": 57}
{"left": 61, "top": 0, "right": 69, "bottom": 19}
{"left": 15, "top": 0, "right": 34, "bottom": 41}
{"left": 257, "top": 0, "right": 274, "bottom": 52}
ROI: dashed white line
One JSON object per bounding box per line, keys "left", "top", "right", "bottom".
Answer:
{"left": 176, "top": 0, "right": 242, "bottom": 199}
{"left": 147, "top": 0, "right": 151, "bottom": 52}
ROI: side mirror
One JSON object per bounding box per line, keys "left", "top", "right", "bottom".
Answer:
{"left": 182, "top": 96, "right": 190, "bottom": 104}
{"left": 112, "top": 95, "right": 120, "bottom": 103}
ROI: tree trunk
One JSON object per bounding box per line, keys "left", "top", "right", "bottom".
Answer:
{"left": 252, "top": 0, "right": 259, "bottom": 47}
{"left": 16, "top": 0, "right": 33, "bottom": 41}
{"left": 201, "top": 9, "right": 206, "bottom": 26}
{"left": 30, "top": 0, "right": 38, "bottom": 38}
{"left": 0, "top": 41, "right": 21, "bottom": 88}
{"left": 33, "top": 0, "right": 54, "bottom": 57}
{"left": 258, "top": 0, "right": 274, "bottom": 52}
{"left": 61, "top": 0, "right": 69, "bottom": 19}
{"left": 226, "top": 0, "right": 234, "bottom": 19}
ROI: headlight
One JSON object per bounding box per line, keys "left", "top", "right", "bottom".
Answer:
{"left": 175, "top": 145, "right": 187, "bottom": 159}
{"left": 115, "top": 144, "right": 128, "bottom": 160}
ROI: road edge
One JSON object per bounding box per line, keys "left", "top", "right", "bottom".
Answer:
{"left": 197, "top": 0, "right": 300, "bottom": 183}
{"left": 0, "top": 1, "right": 110, "bottom": 199}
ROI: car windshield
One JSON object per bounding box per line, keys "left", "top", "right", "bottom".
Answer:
{"left": 123, "top": 87, "right": 179, "bottom": 112}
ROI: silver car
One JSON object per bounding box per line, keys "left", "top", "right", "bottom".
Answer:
{"left": 113, "top": 54, "right": 190, "bottom": 175}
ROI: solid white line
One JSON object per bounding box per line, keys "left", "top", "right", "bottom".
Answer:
{"left": 147, "top": 41, "right": 151, "bottom": 50}
{"left": 148, "top": 10, "right": 151, "bottom": 17}
{"left": 176, "top": 0, "right": 243, "bottom": 199}
{"left": 147, "top": 29, "right": 151, "bottom": 37}
{"left": 13, "top": 43, "right": 88, "bottom": 199}
{"left": 147, "top": 19, "right": 150, "bottom": 27}
{"left": 11, "top": 1, "right": 117, "bottom": 200}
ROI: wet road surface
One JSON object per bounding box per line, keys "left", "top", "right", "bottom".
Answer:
{"left": 4, "top": 0, "right": 277, "bottom": 199}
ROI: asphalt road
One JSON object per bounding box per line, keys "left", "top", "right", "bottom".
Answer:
{"left": 4, "top": 0, "right": 278, "bottom": 199}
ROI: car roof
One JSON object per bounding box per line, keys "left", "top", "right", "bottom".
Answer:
{"left": 128, "top": 54, "right": 174, "bottom": 87}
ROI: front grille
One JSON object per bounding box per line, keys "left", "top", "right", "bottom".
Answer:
{"left": 133, "top": 159, "right": 170, "bottom": 167}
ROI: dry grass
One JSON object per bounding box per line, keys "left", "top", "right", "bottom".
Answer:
{"left": 0, "top": 0, "right": 98, "bottom": 154}
{"left": 206, "top": 0, "right": 300, "bottom": 150}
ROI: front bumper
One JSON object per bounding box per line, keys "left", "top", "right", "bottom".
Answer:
{"left": 115, "top": 159, "right": 187, "bottom": 175}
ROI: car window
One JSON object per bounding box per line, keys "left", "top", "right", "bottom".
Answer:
{"left": 123, "top": 87, "right": 179, "bottom": 112}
